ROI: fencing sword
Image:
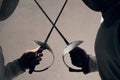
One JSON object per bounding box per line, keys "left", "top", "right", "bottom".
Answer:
{"left": 34, "top": 0, "right": 83, "bottom": 72}
{"left": 30, "top": 0, "right": 68, "bottom": 74}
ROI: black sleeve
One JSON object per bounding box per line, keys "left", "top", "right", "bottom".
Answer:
{"left": 118, "top": 24, "right": 120, "bottom": 45}
{"left": 82, "top": 0, "right": 101, "bottom": 11}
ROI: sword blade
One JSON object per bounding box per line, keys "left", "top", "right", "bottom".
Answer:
{"left": 34, "top": 0, "right": 69, "bottom": 45}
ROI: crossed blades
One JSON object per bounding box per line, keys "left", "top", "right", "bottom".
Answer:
{"left": 31, "top": 0, "right": 83, "bottom": 74}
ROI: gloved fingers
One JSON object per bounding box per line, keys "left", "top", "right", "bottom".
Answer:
{"left": 31, "top": 59, "right": 40, "bottom": 65}
{"left": 35, "top": 53, "right": 43, "bottom": 60}
{"left": 37, "top": 53, "right": 43, "bottom": 57}
{"left": 36, "top": 57, "right": 42, "bottom": 61}
{"left": 35, "top": 60, "right": 40, "bottom": 65}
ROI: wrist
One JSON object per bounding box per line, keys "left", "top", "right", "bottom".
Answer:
{"left": 18, "top": 58, "right": 26, "bottom": 71}
{"left": 82, "top": 55, "right": 90, "bottom": 74}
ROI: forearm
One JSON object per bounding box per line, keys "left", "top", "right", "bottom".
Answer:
{"left": 4, "top": 59, "right": 25, "bottom": 79}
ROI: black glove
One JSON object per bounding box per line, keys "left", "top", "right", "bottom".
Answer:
{"left": 18, "top": 51, "right": 43, "bottom": 74}
{"left": 70, "top": 47, "right": 89, "bottom": 74}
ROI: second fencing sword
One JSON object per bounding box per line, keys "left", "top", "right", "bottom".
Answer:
{"left": 34, "top": 0, "right": 83, "bottom": 72}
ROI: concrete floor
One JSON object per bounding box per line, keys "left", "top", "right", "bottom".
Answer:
{"left": 0, "top": 0, "right": 101, "bottom": 80}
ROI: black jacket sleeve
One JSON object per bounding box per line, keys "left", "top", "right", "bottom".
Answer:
{"left": 82, "top": 0, "right": 101, "bottom": 11}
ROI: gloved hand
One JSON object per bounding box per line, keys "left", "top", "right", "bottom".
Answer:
{"left": 70, "top": 47, "right": 89, "bottom": 74}
{"left": 18, "top": 48, "right": 43, "bottom": 74}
